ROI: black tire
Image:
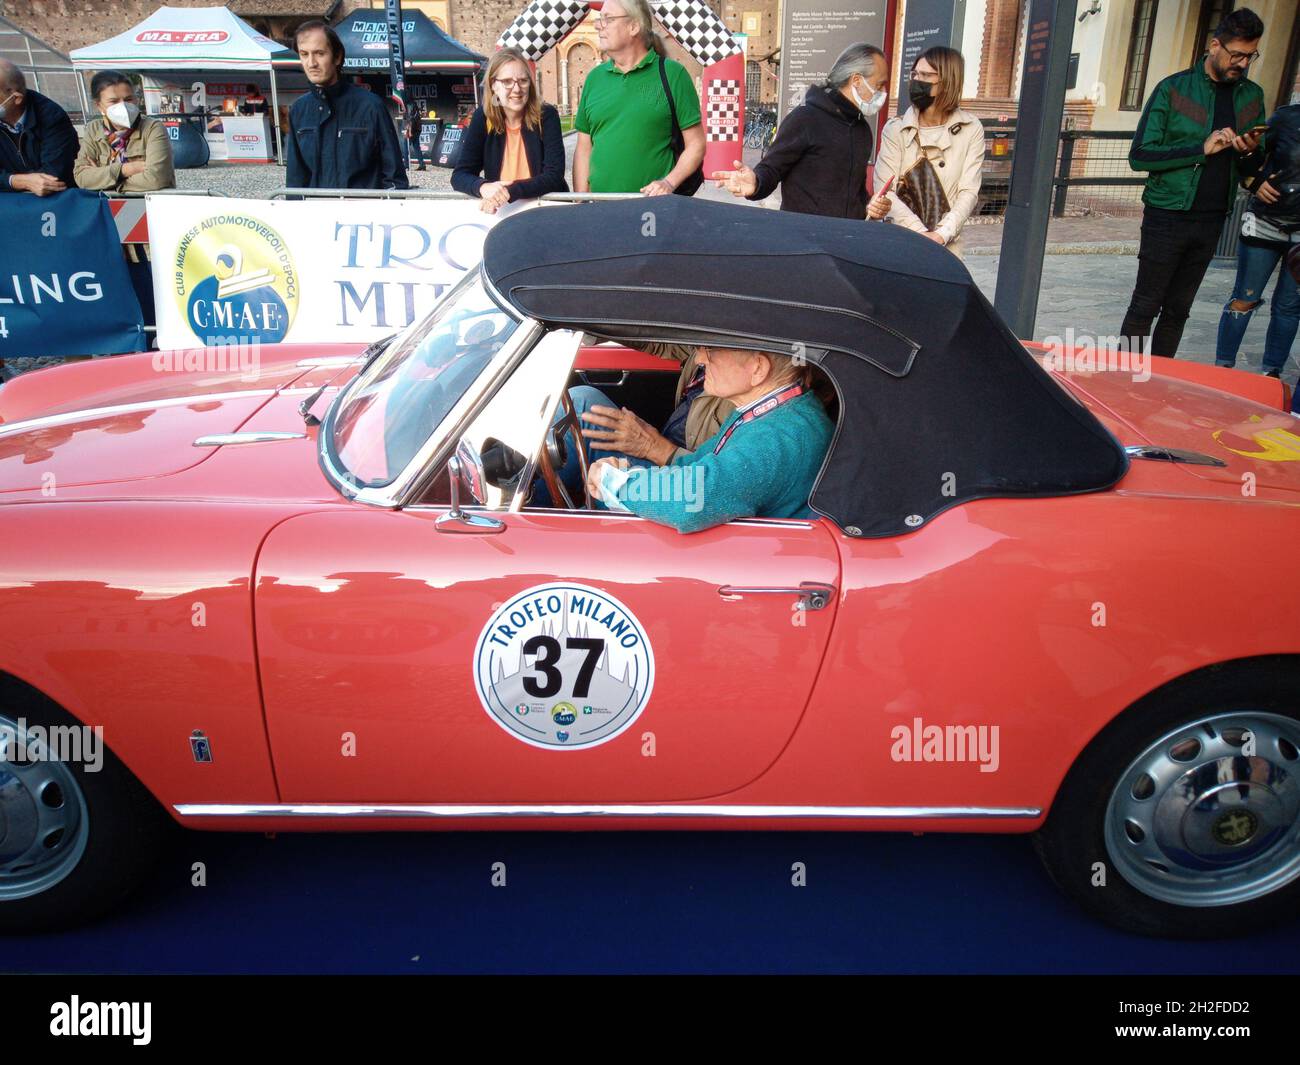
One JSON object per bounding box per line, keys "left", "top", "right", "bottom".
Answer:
{"left": 0, "top": 691, "right": 175, "bottom": 933}
{"left": 1034, "top": 658, "right": 1300, "bottom": 937}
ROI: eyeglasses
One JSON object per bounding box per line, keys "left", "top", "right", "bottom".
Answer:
{"left": 493, "top": 78, "right": 530, "bottom": 89}
{"left": 593, "top": 14, "right": 630, "bottom": 28}
{"left": 1221, "top": 46, "right": 1260, "bottom": 64}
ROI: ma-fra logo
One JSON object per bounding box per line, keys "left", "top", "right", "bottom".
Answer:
{"left": 137, "top": 30, "right": 230, "bottom": 44}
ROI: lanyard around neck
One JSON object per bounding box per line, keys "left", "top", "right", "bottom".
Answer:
{"left": 712, "top": 383, "right": 805, "bottom": 455}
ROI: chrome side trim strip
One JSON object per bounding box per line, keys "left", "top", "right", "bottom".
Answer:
{"left": 0, "top": 390, "right": 278, "bottom": 437}
{"left": 174, "top": 803, "right": 1041, "bottom": 820}
{"left": 1124, "top": 445, "right": 1229, "bottom": 468}
{"left": 295, "top": 356, "right": 365, "bottom": 368}
{"left": 193, "top": 431, "right": 306, "bottom": 447}
{"left": 406, "top": 506, "right": 815, "bottom": 530}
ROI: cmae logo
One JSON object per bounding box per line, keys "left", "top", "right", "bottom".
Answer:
{"left": 173, "top": 214, "right": 298, "bottom": 345}
{"left": 50, "top": 997, "right": 151, "bottom": 1045}
{"left": 136, "top": 30, "right": 230, "bottom": 44}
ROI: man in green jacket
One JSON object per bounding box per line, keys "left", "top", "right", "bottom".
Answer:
{"left": 1119, "top": 8, "right": 1266, "bottom": 358}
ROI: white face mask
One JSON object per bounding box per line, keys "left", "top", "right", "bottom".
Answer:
{"left": 0, "top": 92, "right": 17, "bottom": 123}
{"left": 105, "top": 101, "right": 140, "bottom": 129}
{"left": 851, "top": 82, "right": 887, "bottom": 118}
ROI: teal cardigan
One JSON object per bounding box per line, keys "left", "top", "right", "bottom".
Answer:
{"left": 615, "top": 390, "right": 834, "bottom": 533}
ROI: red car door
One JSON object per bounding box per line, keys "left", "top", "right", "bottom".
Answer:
{"left": 254, "top": 508, "right": 840, "bottom": 803}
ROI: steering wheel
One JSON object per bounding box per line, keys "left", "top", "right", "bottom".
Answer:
{"left": 536, "top": 390, "right": 591, "bottom": 509}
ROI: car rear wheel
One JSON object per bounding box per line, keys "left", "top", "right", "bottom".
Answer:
{"left": 1034, "top": 660, "right": 1300, "bottom": 937}
{"left": 0, "top": 696, "right": 173, "bottom": 933}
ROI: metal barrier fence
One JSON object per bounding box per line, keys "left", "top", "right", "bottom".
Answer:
{"left": 1215, "top": 190, "right": 1251, "bottom": 261}
{"left": 268, "top": 189, "right": 642, "bottom": 202}
{"left": 1052, "top": 129, "right": 1145, "bottom": 218}
{"left": 976, "top": 124, "right": 1145, "bottom": 219}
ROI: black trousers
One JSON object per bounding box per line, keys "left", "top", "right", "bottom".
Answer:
{"left": 1120, "top": 207, "right": 1225, "bottom": 357}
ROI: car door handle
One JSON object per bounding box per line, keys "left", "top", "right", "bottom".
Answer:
{"left": 717, "top": 583, "right": 835, "bottom": 611}
{"left": 578, "top": 370, "right": 630, "bottom": 387}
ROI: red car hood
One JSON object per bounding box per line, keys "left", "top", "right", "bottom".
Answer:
{"left": 0, "top": 346, "right": 363, "bottom": 494}
{"left": 1056, "top": 365, "right": 1300, "bottom": 494}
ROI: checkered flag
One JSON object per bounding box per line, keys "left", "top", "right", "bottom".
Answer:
{"left": 706, "top": 79, "right": 742, "bottom": 141}
{"left": 498, "top": 0, "right": 590, "bottom": 60}
{"left": 652, "top": 0, "right": 742, "bottom": 66}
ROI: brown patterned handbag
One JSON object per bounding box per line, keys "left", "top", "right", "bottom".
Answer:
{"left": 896, "top": 154, "right": 951, "bottom": 233}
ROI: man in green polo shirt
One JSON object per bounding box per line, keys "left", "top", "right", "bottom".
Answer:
{"left": 573, "top": 0, "right": 704, "bottom": 195}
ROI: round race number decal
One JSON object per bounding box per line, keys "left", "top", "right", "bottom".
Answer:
{"left": 473, "top": 583, "right": 655, "bottom": 750}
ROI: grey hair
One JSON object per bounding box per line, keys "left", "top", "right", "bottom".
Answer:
{"left": 609, "top": 0, "right": 667, "bottom": 57}
{"left": 824, "top": 42, "right": 884, "bottom": 89}
{"left": 0, "top": 59, "right": 26, "bottom": 93}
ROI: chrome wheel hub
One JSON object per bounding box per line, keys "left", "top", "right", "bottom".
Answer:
{"left": 0, "top": 714, "right": 89, "bottom": 901}
{"left": 1106, "top": 711, "right": 1300, "bottom": 907}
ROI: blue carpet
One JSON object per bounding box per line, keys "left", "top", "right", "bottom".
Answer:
{"left": 8, "top": 831, "right": 1300, "bottom": 973}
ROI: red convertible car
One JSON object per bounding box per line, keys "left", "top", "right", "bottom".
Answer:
{"left": 2, "top": 199, "right": 1299, "bottom": 937}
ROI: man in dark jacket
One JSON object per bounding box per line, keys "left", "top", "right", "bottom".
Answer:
{"left": 1118, "top": 9, "right": 1266, "bottom": 357}
{"left": 0, "top": 59, "right": 77, "bottom": 196}
{"left": 285, "top": 21, "right": 408, "bottom": 191}
{"left": 710, "top": 43, "right": 886, "bottom": 219}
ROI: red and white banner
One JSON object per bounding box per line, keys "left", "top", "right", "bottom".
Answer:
{"left": 702, "top": 51, "right": 746, "bottom": 178}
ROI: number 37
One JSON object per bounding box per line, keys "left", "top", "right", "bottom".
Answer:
{"left": 522, "top": 636, "right": 603, "bottom": 699}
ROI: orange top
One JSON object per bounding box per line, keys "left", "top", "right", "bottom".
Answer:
{"left": 499, "top": 124, "right": 532, "bottom": 185}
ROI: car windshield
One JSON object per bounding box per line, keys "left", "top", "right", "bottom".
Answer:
{"left": 329, "top": 274, "right": 520, "bottom": 490}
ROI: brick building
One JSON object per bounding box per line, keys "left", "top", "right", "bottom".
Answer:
{"left": 0, "top": 0, "right": 781, "bottom": 115}
{"left": 340, "top": 0, "right": 780, "bottom": 111}
{"left": 6, "top": 0, "right": 1297, "bottom": 122}
{"left": 0, "top": 0, "right": 338, "bottom": 56}
{"left": 914, "top": 0, "right": 1299, "bottom": 131}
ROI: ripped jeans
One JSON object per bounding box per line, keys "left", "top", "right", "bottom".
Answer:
{"left": 1215, "top": 239, "right": 1300, "bottom": 374}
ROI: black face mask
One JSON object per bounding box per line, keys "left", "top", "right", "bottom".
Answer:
{"left": 908, "top": 79, "right": 935, "bottom": 111}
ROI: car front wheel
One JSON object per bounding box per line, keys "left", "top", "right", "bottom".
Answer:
{"left": 1034, "top": 660, "right": 1300, "bottom": 937}
{"left": 0, "top": 696, "right": 172, "bottom": 933}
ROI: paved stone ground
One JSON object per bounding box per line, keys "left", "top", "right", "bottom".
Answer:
{"left": 5, "top": 138, "right": 1293, "bottom": 389}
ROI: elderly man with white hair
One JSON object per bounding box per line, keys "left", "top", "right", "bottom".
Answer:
{"left": 0, "top": 58, "right": 78, "bottom": 196}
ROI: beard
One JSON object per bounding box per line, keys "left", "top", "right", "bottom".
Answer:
{"left": 1211, "top": 51, "right": 1245, "bottom": 80}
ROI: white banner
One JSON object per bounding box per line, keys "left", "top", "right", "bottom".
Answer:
{"left": 147, "top": 196, "right": 525, "bottom": 350}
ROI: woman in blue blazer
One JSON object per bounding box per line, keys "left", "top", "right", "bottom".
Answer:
{"left": 452, "top": 47, "right": 568, "bottom": 213}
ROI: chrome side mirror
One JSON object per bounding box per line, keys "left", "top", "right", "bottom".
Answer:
{"left": 435, "top": 454, "right": 505, "bottom": 534}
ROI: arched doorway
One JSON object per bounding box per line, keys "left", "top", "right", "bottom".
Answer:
{"left": 564, "top": 42, "right": 598, "bottom": 115}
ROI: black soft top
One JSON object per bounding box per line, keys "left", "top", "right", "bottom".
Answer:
{"left": 483, "top": 198, "right": 1127, "bottom": 537}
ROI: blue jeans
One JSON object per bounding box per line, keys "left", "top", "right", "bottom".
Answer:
{"left": 1215, "top": 241, "right": 1300, "bottom": 373}
{"left": 532, "top": 385, "right": 653, "bottom": 506}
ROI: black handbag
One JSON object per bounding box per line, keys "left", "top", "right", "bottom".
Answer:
{"left": 657, "top": 56, "right": 704, "bottom": 196}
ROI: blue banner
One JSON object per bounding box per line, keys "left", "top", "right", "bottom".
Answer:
{"left": 0, "top": 189, "right": 146, "bottom": 358}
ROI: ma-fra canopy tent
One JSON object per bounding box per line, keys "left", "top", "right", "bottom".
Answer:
{"left": 336, "top": 8, "right": 485, "bottom": 76}
{"left": 69, "top": 5, "right": 296, "bottom": 162}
